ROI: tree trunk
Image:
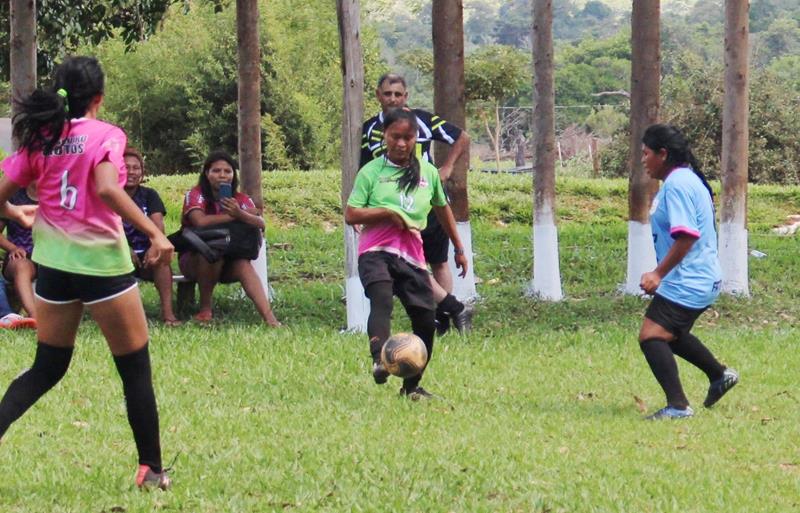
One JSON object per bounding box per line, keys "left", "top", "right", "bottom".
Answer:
{"left": 10, "top": 0, "right": 37, "bottom": 124}
{"left": 432, "top": 0, "right": 477, "bottom": 301}
{"left": 528, "top": 0, "right": 563, "bottom": 301}
{"left": 237, "top": 0, "right": 262, "bottom": 208}
{"left": 719, "top": 0, "right": 750, "bottom": 295}
{"left": 237, "top": 0, "right": 271, "bottom": 300}
{"left": 624, "top": 0, "right": 660, "bottom": 295}
{"left": 337, "top": 0, "right": 369, "bottom": 331}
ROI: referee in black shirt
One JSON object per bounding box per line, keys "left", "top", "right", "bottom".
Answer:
{"left": 360, "top": 73, "right": 473, "bottom": 334}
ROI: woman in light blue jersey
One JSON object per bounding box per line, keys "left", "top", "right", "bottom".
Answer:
{"left": 637, "top": 124, "right": 738, "bottom": 420}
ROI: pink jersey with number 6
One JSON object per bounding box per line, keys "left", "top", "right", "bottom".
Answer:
{"left": 1, "top": 118, "right": 134, "bottom": 276}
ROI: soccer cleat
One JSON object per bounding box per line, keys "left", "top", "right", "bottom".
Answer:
{"left": 372, "top": 361, "right": 389, "bottom": 385}
{"left": 450, "top": 304, "right": 474, "bottom": 334}
{"left": 645, "top": 405, "right": 694, "bottom": 420}
{"left": 703, "top": 368, "right": 739, "bottom": 408}
{"left": 435, "top": 309, "right": 450, "bottom": 336}
{"left": 399, "top": 386, "right": 434, "bottom": 401}
{"left": 135, "top": 464, "right": 171, "bottom": 490}
{"left": 0, "top": 313, "right": 37, "bottom": 330}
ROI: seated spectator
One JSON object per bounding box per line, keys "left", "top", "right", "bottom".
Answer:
{"left": 0, "top": 184, "right": 37, "bottom": 318}
{"left": 179, "top": 150, "right": 280, "bottom": 326}
{"left": 123, "top": 147, "right": 181, "bottom": 326}
{"left": 0, "top": 279, "right": 35, "bottom": 329}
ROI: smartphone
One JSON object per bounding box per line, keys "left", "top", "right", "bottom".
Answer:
{"left": 219, "top": 182, "right": 232, "bottom": 199}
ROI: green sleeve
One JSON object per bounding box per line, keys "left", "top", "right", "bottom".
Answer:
{"left": 347, "top": 166, "right": 372, "bottom": 208}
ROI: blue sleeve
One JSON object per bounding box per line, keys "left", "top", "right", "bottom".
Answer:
{"left": 664, "top": 183, "right": 700, "bottom": 239}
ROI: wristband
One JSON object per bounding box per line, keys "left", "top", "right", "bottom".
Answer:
{"left": 454, "top": 248, "right": 465, "bottom": 256}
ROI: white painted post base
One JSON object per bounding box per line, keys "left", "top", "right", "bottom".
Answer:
{"left": 249, "top": 238, "right": 274, "bottom": 301}
{"left": 344, "top": 225, "right": 369, "bottom": 332}
{"left": 623, "top": 221, "right": 657, "bottom": 295}
{"left": 526, "top": 222, "right": 564, "bottom": 301}
{"left": 446, "top": 221, "right": 478, "bottom": 302}
{"left": 719, "top": 221, "right": 750, "bottom": 296}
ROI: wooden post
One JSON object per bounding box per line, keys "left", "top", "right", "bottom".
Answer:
{"left": 236, "top": 0, "right": 262, "bottom": 209}
{"left": 527, "top": 0, "right": 563, "bottom": 301}
{"left": 10, "top": 0, "right": 37, "bottom": 123}
{"left": 719, "top": 0, "right": 750, "bottom": 295}
{"left": 337, "top": 0, "right": 369, "bottom": 331}
{"left": 432, "top": 0, "right": 477, "bottom": 301}
{"left": 623, "top": 0, "right": 660, "bottom": 295}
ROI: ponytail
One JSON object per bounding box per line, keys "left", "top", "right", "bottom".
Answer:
{"left": 12, "top": 89, "right": 70, "bottom": 155}
{"left": 12, "top": 56, "right": 105, "bottom": 155}
{"left": 642, "top": 124, "right": 713, "bottom": 200}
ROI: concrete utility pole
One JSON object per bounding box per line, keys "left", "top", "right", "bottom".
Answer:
{"left": 528, "top": 0, "right": 563, "bottom": 301}
{"left": 432, "top": 0, "right": 477, "bottom": 301}
{"left": 336, "top": 0, "right": 369, "bottom": 331}
{"left": 624, "top": 0, "right": 660, "bottom": 295}
{"left": 719, "top": 0, "right": 750, "bottom": 295}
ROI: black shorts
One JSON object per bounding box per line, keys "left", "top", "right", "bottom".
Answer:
{"left": 35, "top": 265, "right": 138, "bottom": 305}
{"left": 358, "top": 251, "right": 434, "bottom": 311}
{"left": 645, "top": 294, "right": 707, "bottom": 337}
{"left": 421, "top": 212, "right": 449, "bottom": 265}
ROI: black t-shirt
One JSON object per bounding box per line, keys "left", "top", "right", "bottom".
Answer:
{"left": 124, "top": 186, "right": 167, "bottom": 254}
{"left": 359, "top": 108, "right": 463, "bottom": 168}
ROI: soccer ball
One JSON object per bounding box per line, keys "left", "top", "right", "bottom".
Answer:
{"left": 381, "top": 332, "right": 428, "bottom": 378}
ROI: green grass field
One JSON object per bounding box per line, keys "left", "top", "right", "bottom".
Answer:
{"left": 1, "top": 169, "right": 799, "bottom": 512}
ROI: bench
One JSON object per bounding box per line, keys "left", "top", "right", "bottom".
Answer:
{"left": 172, "top": 275, "right": 196, "bottom": 315}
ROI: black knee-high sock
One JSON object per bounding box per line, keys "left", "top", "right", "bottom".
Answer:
{"left": 402, "top": 307, "right": 435, "bottom": 392}
{"left": 640, "top": 338, "right": 689, "bottom": 409}
{"left": 670, "top": 333, "right": 725, "bottom": 382}
{"left": 113, "top": 344, "right": 162, "bottom": 473}
{"left": 0, "top": 342, "right": 73, "bottom": 438}
{"left": 365, "top": 282, "right": 393, "bottom": 362}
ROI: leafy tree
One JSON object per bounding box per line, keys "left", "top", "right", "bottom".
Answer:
{"left": 91, "top": 0, "right": 382, "bottom": 172}
{"left": 753, "top": 17, "right": 800, "bottom": 67}
{"left": 0, "top": 0, "right": 176, "bottom": 80}
{"left": 464, "top": 45, "right": 529, "bottom": 172}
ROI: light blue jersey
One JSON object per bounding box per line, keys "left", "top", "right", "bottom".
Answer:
{"left": 650, "top": 167, "right": 722, "bottom": 309}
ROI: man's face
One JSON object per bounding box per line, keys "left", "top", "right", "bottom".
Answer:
{"left": 376, "top": 81, "right": 408, "bottom": 114}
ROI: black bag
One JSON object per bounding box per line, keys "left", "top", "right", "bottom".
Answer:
{"left": 168, "top": 221, "right": 262, "bottom": 263}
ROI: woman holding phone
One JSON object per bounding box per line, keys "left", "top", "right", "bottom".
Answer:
{"left": 179, "top": 150, "right": 280, "bottom": 326}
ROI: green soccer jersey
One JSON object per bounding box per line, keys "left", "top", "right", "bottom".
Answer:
{"left": 348, "top": 158, "right": 447, "bottom": 230}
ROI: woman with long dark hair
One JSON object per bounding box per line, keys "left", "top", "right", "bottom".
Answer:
{"left": 345, "top": 108, "right": 468, "bottom": 399}
{"left": 638, "top": 124, "right": 738, "bottom": 419}
{"left": 0, "top": 56, "right": 173, "bottom": 488}
{"left": 179, "top": 150, "right": 280, "bottom": 326}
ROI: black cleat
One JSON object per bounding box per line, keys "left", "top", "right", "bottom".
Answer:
{"left": 435, "top": 310, "right": 450, "bottom": 336}
{"left": 372, "top": 361, "right": 389, "bottom": 385}
{"left": 450, "top": 303, "right": 474, "bottom": 333}
{"left": 399, "top": 386, "right": 434, "bottom": 401}
{"left": 703, "top": 368, "right": 739, "bottom": 408}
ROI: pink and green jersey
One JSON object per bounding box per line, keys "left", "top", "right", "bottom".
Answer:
{"left": 1, "top": 118, "right": 134, "bottom": 276}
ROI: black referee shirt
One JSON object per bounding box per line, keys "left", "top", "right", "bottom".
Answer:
{"left": 359, "top": 109, "right": 463, "bottom": 168}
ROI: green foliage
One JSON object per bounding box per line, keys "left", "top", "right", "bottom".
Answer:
{"left": 0, "top": 0, "right": 175, "bottom": 80}
{"left": 90, "top": 0, "right": 382, "bottom": 173}
{"left": 464, "top": 45, "right": 530, "bottom": 104}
